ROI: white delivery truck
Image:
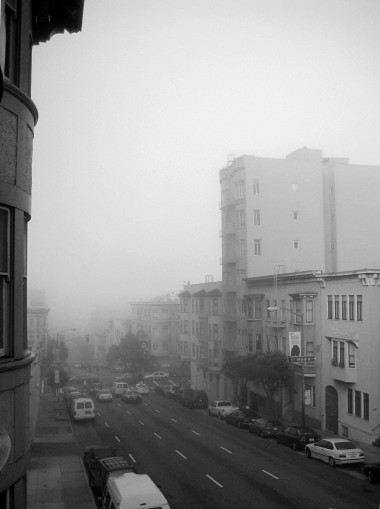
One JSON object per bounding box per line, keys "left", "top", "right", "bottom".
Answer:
{"left": 102, "top": 472, "right": 170, "bottom": 509}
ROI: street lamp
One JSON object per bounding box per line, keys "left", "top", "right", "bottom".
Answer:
{"left": 267, "top": 306, "right": 306, "bottom": 426}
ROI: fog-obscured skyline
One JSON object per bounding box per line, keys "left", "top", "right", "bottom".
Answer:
{"left": 28, "top": 0, "right": 380, "bottom": 333}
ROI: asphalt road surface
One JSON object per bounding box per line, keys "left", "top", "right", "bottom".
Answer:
{"left": 71, "top": 375, "right": 380, "bottom": 509}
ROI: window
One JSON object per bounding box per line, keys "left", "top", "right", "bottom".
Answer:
{"left": 293, "top": 240, "right": 299, "bottom": 249}
{"left": 212, "top": 298, "right": 218, "bottom": 315}
{"left": 0, "top": 207, "right": 10, "bottom": 357}
{"left": 348, "top": 342, "right": 355, "bottom": 368}
{"left": 305, "top": 342, "right": 314, "bottom": 355}
{"left": 330, "top": 243, "right": 335, "bottom": 251}
{"left": 327, "top": 295, "right": 333, "bottom": 319}
{"left": 355, "top": 391, "right": 361, "bottom": 417}
{"left": 254, "top": 299, "right": 262, "bottom": 320}
{"left": 238, "top": 239, "right": 246, "bottom": 257}
{"left": 254, "top": 239, "right": 261, "bottom": 256}
{"left": 252, "top": 180, "right": 260, "bottom": 195}
{"left": 253, "top": 209, "right": 261, "bottom": 226}
{"left": 293, "top": 211, "right": 299, "bottom": 220}
{"left": 305, "top": 299, "right": 314, "bottom": 323}
{"left": 248, "top": 333, "right": 253, "bottom": 353}
{"left": 347, "top": 388, "right": 353, "bottom": 414}
{"left": 255, "top": 334, "right": 262, "bottom": 351}
{"left": 334, "top": 295, "right": 340, "bottom": 319}
{"left": 183, "top": 320, "right": 189, "bottom": 334}
{"left": 305, "top": 384, "right": 315, "bottom": 407}
{"left": 363, "top": 393, "right": 369, "bottom": 421}
{"left": 339, "top": 342, "right": 345, "bottom": 366}
{"left": 4, "top": 1, "right": 19, "bottom": 85}
{"left": 332, "top": 340, "right": 338, "bottom": 364}
{"left": 357, "top": 295, "right": 363, "bottom": 321}
{"left": 212, "top": 324, "right": 218, "bottom": 340}
{"left": 349, "top": 295, "right": 355, "bottom": 320}
{"left": 238, "top": 209, "right": 245, "bottom": 227}
{"left": 236, "top": 180, "right": 245, "bottom": 199}
{"left": 341, "top": 295, "right": 347, "bottom": 320}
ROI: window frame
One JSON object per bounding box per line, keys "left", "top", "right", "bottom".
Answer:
{"left": 253, "top": 239, "right": 261, "bottom": 256}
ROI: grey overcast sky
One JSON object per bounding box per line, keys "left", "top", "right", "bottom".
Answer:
{"left": 29, "top": 0, "right": 380, "bottom": 333}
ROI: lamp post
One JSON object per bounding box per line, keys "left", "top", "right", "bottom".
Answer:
{"left": 267, "top": 306, "right": 305, "bottom": 426}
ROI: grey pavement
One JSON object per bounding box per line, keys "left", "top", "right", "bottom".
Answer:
{"left": 27, "top": 383, "right": 96, "bottom": 509}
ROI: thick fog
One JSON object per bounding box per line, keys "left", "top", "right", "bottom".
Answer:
{"left": 28, "top": 0, "right": 380, "bottom": 333}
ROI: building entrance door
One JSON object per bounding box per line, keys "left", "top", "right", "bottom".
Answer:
{"left": 325, "top": 385, "right": 338, "bottom": 434}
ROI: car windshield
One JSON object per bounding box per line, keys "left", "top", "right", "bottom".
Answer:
{"left": 335, "top": 441, "right": 356, "bottom": 450}
{"left": 99, "top": 390, "right": 110, "bottom": 394}
{"left": 220, "top": 401, "right": 231, "bottom": 406}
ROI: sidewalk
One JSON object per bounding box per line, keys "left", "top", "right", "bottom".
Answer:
{"left": 27, "top": 384, "right": 96, "bottom": 509}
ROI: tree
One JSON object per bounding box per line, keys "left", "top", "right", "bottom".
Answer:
{"left": 222, "top": 353, "right": 252, "bottom": 405}
{"left": 106, "top": 345, "right": 121, "bottom": 366}
{"left": 248, "top": 351, "right": 291, "bottom": 414}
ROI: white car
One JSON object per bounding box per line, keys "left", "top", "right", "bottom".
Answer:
{"left": 135, "top": 382, "right": 150, "bottom": 395}
{"left": 305, "top": 438, "right": 365, "bottom": 467}
{"left": 144, "top": 371, "right": 169, "bottom": 380}
{"left": 208, "top": 400, "right": 238, "bottom": 419}
{"left": 96, "top": 389, "right": 113, "bottom": 402}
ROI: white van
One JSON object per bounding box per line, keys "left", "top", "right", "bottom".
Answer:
{"left": 70, "top": 397, "right": 95, "bottom": 421}
{"left": 112, "top": 381, "right": 129, "bottom": 396}
{"left": 102, "top": 472, "right": 170, "bottom": 509}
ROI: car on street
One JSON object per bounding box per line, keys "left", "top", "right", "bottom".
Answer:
{"left": 162, "top": 384, "right": 181, "bottom": 398}
{"left": 208, "top": 400, "right": 238, "bottom": 419}
{"left": 225, "top": 408, "right": 261, "bottom": 429}
{"left": 305, "top": 438, "right": 365, "bottom": 467}
{"left": 363, "top": 462, "right": 380, "bottom": 483}
{"left": 154, "top": 384, "right": 171, "bottom": 396}
{"left": 121, "top": 389, "right": 142, "bottom": 404}
{"left": 83, "top": 445, "right": 117, "bottom": 472}
{"left": 276, "top": 425, "right": 321, "bottom": 450}
{"left": 89, "top": 382, "right": 102, "bottom": 396}
{"left": 180, "top": 389, "right": 208, "bottom": 409}
{"left": 135, "top": 382, "right": 150, "bottom": 395}
{"left": 144, "top": 371, "right": 170, "bottom": 380}
{"left": 96, "top": 389, "right": 113, "bottom": 402}
{"left": 248, "top": 418, "right": 284, "bottom": 438}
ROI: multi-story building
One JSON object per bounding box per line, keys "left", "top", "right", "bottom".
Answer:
{"left": 130, "top": 295, "right": 180, "bottom": 370}
{"left": 178, "top": 279, "right": 223, "bottom": 400}
{"left": 244, "top": 269, "right": 380, "bottom": 445}
{"left": 0, "top": 2, "right": 84, "bottom": 507}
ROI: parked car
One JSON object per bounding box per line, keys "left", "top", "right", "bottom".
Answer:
{"left": 225, "top": 408, "right": 261, "bottom": 429}
{"left": 208, "top": 400, "right": 238, "bottom": 419}
{"left": 173, "top": 387, "right": 186, "bottom": 402}
{"left": 121, "top": 389, "right": 142, "bottom": 404}
{"left": 276, "top": 425, "right": 321, "bottom": 450}
{"left": 181, "top": 389, "right": 208, "bottom": 409}
{"left": 135, "top": 382, "right": 150, "bottom": 395}
{"left": 83, "top": 445, "right": 117, "bottom": 472}
{"left": 89, "top": 382, "right": 102, "bottom": 396}
{"left": 163, "top": 384, "right": 181, "bottom": 398}
{"left": 305, "top": 438, "right": 365, "bottom": 467}
{"left": 248, "top": 418, "right": 283, "bottom": 438}
{"left": 96, "top": 389, "right": 113, "bottom": 402}
{"left": 144, "top": 371, "right": 170, "bottom": 380}
{"left": 154, "top": 384, "right": 170, "bottom": 396}
{"left": 363, "top": 462, "right": 380, "bottom": 483}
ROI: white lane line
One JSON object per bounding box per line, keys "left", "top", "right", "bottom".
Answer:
{"left": 139, "top": 420, "right": 145, "bottom": 426}
{"left": 191, "top": 430, "right": 200, "bottom": 436}
{"left": 97, "top": 412, "right": 101, "bottom": 416}
{"left": 175, "top": 450, "right": 187, "bottom": 460}
{"left": 105, "top": 422, "right": 109, "bottom": 428}
{"left": 206, "top": 474, "right": 223, "bottom": 488}
{"left": 129, "top": 454, "right": 136, "bottom": 463}
{"left": 220, "top": 446, "right": 232, "bottom": 454}
{"left": 115, "top": 435, "right": 120, "bottom": 443}
{"left": 262, "top": 470, "right": 279, "bottom": 480}
{"left": 126, "top": 410, "right": 132, "bottom": 415}
{"left": 143, "top": 402, "right": 149, "bottom": 406}
{"left": 155, "top": 409, "right": 161, "bottom": 413}
{"left": 170, "top": 418, "right": 177, "bottom": 423}
{"left": 117, "top": 403, "right": 122, "bottom": 407}
{"left": 154, "top": 433, "right": 162, "bottom": 440}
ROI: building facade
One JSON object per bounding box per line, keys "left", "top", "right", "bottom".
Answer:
{"left": 130, "top": 295, "right": 180, "bottom": 370}
{"left": 178, "top": 280, "right": 224, "bottom": 401}
{"left": 243, "top": 269, "right": 380, "bottom": 445}
{"left": 0, "top": 2, "right": 84, "bottom": 507}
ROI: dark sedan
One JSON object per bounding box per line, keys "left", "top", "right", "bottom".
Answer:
{"left": 83, "top": 445, "right": 117, "bottom": 472}
{"left": 276, "top": 425, "right": 321, "bottom": 450}
{"left": 248, "top": 418, "right": 283, "bottom": 438}
{"left": 225, "top": 408, "right": 261, "bottom": 429}
{"left": 363, "top": 462, "right": 380, "bottom": 483}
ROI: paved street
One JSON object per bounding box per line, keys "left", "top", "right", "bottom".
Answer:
{"left": 70, "top": 375, "right": 380, "bottom": 509}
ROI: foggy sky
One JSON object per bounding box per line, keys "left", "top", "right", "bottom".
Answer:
{"left": 28, "top": 0, "right": 380, "bottom": 334}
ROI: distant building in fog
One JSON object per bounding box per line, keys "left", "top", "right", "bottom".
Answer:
{"left": 178, "top": 278, "right": 223, "bottom": 400}
{"left": 0, "top": 2, "right": 84, "bottom": 507}
{"left": 130, "top": 295, "right": 180, "bottom": 370}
